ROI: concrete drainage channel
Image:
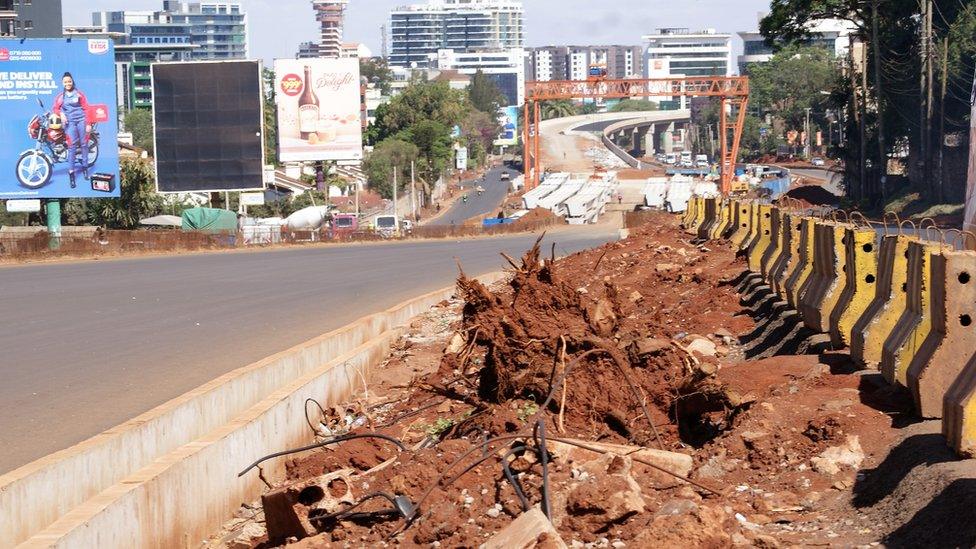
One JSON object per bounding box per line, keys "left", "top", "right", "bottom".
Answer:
{"left": 1, "top": 272, "right": 505, "bottom": 548}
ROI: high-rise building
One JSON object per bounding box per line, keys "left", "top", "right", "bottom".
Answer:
{"left": 642, "top": 28, "right": 732, "bottom": 78}
{"left": 389, "top": 0, "right": 523, "bottom": 68}
{"left": 1, "top": 0, "right": 63, "bottom": 38}
{"left": 434, "top": 48, "right": 524, "bottom": 106}
{"left": 526, "top": 45, "right": 642, "bottom": 82}
{"left": 312, "top": 0, "right": 347, "bottom": 58}
{"left": 737, "top": 15, "right": 856, "bottom": 74}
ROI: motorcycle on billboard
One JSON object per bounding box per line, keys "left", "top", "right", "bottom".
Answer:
{"left": 17, "top": 98, "right": 106, "bottom": 189}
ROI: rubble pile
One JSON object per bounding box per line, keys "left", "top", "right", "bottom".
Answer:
{"left": 208, "top": 212, "right": 927, "bottom": 548}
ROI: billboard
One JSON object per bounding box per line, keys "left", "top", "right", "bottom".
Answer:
{"left": 274, "top": 58, "right": 363, "bottom": 162}
{"left": 494, "top": 105, "right": 518, "bottom": 147}
{"left": 152, "top": 61, "right": 265, "bottom": 193}
{"left": 0, "top": 39, "right": 120, "bottom": 199}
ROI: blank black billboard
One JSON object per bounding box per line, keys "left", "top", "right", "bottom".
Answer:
{"left": 152, "top": 61, "right": 265, "bottom": 192}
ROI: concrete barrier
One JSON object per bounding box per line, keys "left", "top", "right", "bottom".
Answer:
{"left": 680, "top": 196, "right": 697, "bottom": 228}
{"left": 709, "top": 200, "right": 732, "bottom": 241}
{"left": 851, "top": 235, "right": 913, "bottom": 368}
{"left": 906, "top": 250, "right": 976, "bottom": 418}
{"left": 2, "top": 272, "right": 505, "bottom": 547}
{"left": 759, "top": 207, "right": 784, "bottom": 281}
{"left": 944, "top": 352, "right": 976, "bottom": 457}
{"left": 697, "top": 198, "right": 719, "bottom": 241}
{"left": 746, "top": 205, "right": 774, "bottom": 273}
{"left": 828, "top": 227, "right": 879, "bottom": 349}
{"left": 729, "top": 202, "right": 754, "bottom": 249}
{"left": 881, "top": 241, "right": 940, "bottom": 386}
{"left": 784, "top": 217, "right": 817, "bottom": 309}
{"left": 772, "top": 214, "right": 802, "bottom": 299}
{"left": 797, "top": 221, "right": 846, "bottom": 333}
{"left": 683, "top": 197, "right": 703, "bottom": 234}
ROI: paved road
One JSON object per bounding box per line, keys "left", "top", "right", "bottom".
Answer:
{"left": 431, "top": 166, "right": 514, "bottom": 226}
{"left": 0, "top": 227, "right": 618, "bottom": 472}
{"left": 789, "top": 167, "right": 845, "bottom": 196}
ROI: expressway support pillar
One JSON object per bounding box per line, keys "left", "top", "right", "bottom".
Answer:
{"left": 523, "top": 101, "right": 531, "bottom": 187}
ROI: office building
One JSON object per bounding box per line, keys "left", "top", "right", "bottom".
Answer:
{"left": 642, "top": 28, "right": 732, "bottom": 78}
{"left": 1, "top": 0, "right": 62, "bottom": 38}
{"left": 526, "top": 45, "right": 642, "bottom": 81}
{"left": 389, "top": 0, "right": 523, "bottom": 68}
{"left": 434, "top": 48, "right": 524, "bottom": 105}
{"left": 65, "top": 23, "right": 198, "bottom": 111}
{"left": 737, "top": 15, "right": 857, "bottom": 74}
{"left": 94, "top": 2, "right": 247, "bottom": 61}
{"left": 312, "top": 0, "right": 347, "bottom": 58}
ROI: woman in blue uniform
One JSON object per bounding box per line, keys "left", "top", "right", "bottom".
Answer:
{"left": 52, "top": 72, "right": 90, "bottom": 188}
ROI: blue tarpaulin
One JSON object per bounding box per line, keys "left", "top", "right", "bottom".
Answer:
{"left": 760, "top": 177, "right": 791, "bottom": 199}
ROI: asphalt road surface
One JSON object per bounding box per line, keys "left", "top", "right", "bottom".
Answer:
{"left": 431, "top": 166, "right": 514, "bottom": 226}
{"left": 0, "top": 227, "right": 618, "bottom": 473}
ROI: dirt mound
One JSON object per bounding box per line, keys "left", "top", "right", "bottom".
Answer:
{"left": 512, "top": 208, "right": 565, "bottom": 227}
{"left": 783, "top": 184, "right": 841, "bottom": 207}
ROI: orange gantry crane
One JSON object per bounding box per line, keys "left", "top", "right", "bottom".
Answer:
{"left": 522, "top": 76, "right": 750, "bottom": 195}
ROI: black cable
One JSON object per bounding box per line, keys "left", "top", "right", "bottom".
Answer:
{"left": 534, "top": 420, "right": 553, "bottom": 520}
{"left": 500, "top": 444, "right": 532, "bottom": 512}
{"left": 304, "top": 398, "right": 328, "bottom": 435}
{"left": 310, "top": 491, "right": 408, "bottom": 526}
{"left": 238, "top": 433, "right": 407, "bottom": 477}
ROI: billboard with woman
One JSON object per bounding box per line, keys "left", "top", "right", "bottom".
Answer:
{"left": 0, "top": 39, "right": 120, "bottom": 199}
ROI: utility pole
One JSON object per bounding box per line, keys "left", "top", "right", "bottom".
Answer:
{"left": 804, "top": 107, "right": 812, "bottom": 159}
{"left": 871, "top": 0, "right": 888, "bottom": 200}
{"left": 392, "top": 167, "right": 398, "bottom": 221}
{"left": 410, "top": 161, "right": 417, "bottom": 220}
{"left": 45, "top": 199, "right": 60, "bottom": 250}
{"left": 938, "top": 36, "right": 948, "bottom": 202}
{"left": 920, "top": 0, "right": 930, "bottom": 189}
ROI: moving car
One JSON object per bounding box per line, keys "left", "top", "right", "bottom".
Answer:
{"left": 500, "top": 171, "right": 511, "bottom": 181}
{"left": 811, "top": 157, "right": 825, "bottom": 166}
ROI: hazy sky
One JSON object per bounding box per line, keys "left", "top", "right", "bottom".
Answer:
{"left": 67, "top": 0, "right": 772, "bottom": 61}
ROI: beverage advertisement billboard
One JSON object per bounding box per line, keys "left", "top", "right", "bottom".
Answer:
{"left": 0, "top": 39, "right": 120, "bottom": 199}
{"left": 152, "top": 61, "right": 265, "bottom": 193}
{"left": 274, "top": 58, "right": 363, "bottom": 162}
{"left": 494, "top": 106, "right": 518, "bottom": 147}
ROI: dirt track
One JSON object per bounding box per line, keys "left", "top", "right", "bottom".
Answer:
{"left": 209, "top": 212, "right": 976, "bottom": 548}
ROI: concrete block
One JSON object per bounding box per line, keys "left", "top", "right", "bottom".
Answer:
{"left": 746, "top": 204, "right": 774, "bottom": 273}
{"left": 697, "top": 198, "right": 719, "bottom": 241}
{"left": 797, "top": 222, "right": 847, "bottom": 333}
{"left": 906, "top": 250, "right": 976, "bottom": 418}
{"left": 729, "top": 202, "right": 754, "bottom": 249}
{"left": 784, "top": 217, "right": 817, "bottom": 309}
{"left": 759, "top": 207, "right": 785, "bottom": 282}
{"left": 882, "top": 241, "right": 939, "bottom": 386}
{"left": 829, "top": 227, "right": 879, "bottom": 349}
{"left": 851, "top": 235, "right": 914, "bottom": 368}
{"left": 943, "top": 354, "right": 976, "bottom": 457}
{"left": 483, "top": 506, "right": 567, "bottom": 549}
{"left": 771, "top": 214, "right": 801, "bottom": 299}
{"left": 709, "top": 200, "right": 732, "bottom": 240}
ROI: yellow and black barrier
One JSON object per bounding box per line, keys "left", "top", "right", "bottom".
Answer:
{"left": 729, "top": 201, "right": 754, "bottom": 249}
{"left": 784, "top": 217, "right": 818, "bottom": 309}
{"left": 851, "top": 229, "right": 915, "bottom": 368}
{"left": 797, "top": 220, "right": 847, "bottom": 334}
{"left": 746, "top": 204, "right": 774, "bottom": 273}
{"left": 828, "top": 222, "right": 879, "bottom": 349}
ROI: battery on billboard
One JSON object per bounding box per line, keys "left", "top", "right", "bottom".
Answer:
{"left": 152, "top": 61, "right": 265, "bottom": 193}
{"left": 0, "top": 39, "right": 121, "bottom": 200}
{"left": 274, "top": 58, "right": 363, "bottom": 163}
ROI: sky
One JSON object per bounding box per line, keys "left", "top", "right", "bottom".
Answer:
{"left": 67, "top": 0, "right": 772, "bottom": 61}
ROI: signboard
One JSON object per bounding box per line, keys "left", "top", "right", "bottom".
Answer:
{"left": 274, "top": 58, "right": 363, "bottom": 162}
{"left": 240, "top": 192, "right": 265, "bottom": 206}
{"left": 455, "top": 146, "right": 468, "bottom": 171}
{"left": 0, "top": 39, "right": 120, "bottom": 199}
{"left": 494, "top": 105, "right": 518, "bottom": 147}
{"left": 152, "top": 61, "right": 265, "bottom": 192}
{"left": 5, "top": 199, "right": 41, "bottom": 212}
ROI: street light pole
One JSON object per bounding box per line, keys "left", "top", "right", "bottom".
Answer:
{"left": 804, "top": 107, "right": 812, "bottom": 159}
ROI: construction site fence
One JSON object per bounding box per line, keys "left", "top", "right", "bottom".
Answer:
{"left": 0, "top": 218, "right": 559, "bottom": 261}
{"left": 676, "top": 195, "right": 976, "bottom": 459}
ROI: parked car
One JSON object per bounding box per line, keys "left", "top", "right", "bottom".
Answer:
{"left": 811, "top": 157, "right": 825, "bottom": 166}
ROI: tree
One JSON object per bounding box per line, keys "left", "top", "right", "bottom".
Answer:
{"left": 610, "top": 99, "right": 659, "bottom": 113}
{"left": 403, "top": 120, "right": 454, "bottom": 190}
{"left": 541, "top": 100, "right": 577, "bottom": 120}
{"left": 373, "top": 80, "right": 468, "bottom": 141}
{"left": 467, "top": 70, "right": 506, "bottom": 114}
{"left": 360, "top": 57, "right": 394, "bottom": 95}
{"left": 64, "top": 157, "right": 164, "bottom": 228}
{"left": 122, "top": 109, "right": 154, "bottom": 154}
{"left": 263, "top": 67, "right": 278, "bottom": 166}
{"left": 747, "top": 45, "right": 842, "bottom": 129}
{"left": 363, "top": 139, "right": 420, "bottom": 199}
{"left": 460, "top": 108, "right": 501, "bottom": 158}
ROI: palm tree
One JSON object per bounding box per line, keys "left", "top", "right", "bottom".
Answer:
{"left": 542, "top": 100, "right": 577, "bottom": 120}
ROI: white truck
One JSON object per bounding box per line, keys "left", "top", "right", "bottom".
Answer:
{"left": 695, "top": 154, "right": 709, "bottom": 168}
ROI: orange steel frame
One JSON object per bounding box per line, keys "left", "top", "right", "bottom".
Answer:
{"left": 522, "top": 76, "right": 750, "bottom": 195}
